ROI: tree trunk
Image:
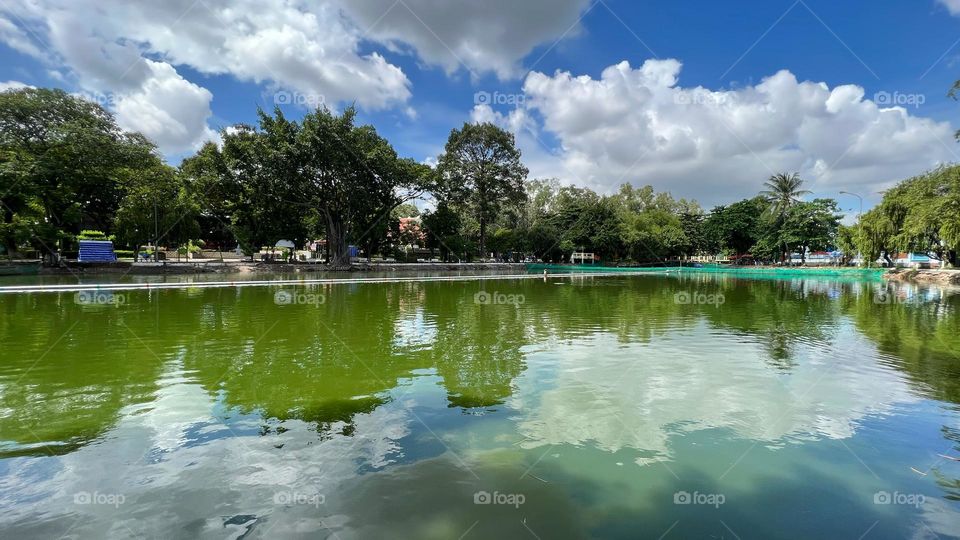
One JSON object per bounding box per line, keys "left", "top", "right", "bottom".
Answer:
{"left": 478, "top": 217, "right": 486, "bottom": 261}
{"left": 325, "top": 211, "right": 351, "bottom": 269}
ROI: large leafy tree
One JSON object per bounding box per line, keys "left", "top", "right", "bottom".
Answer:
{"left": 181, "top": 127, "right": 308, "bottom": 255}
{"left": 0, "top": 88, "right": 156, "bottom": 259}
{"left": 703, "top": 198, "right": 767, "bottom": 255}
{"left": 778, "top": 199, "right": 841, "bottom": 263}
{"left": 114, "top": 165, "right": 201, "bottom": 256}
{"left": 437, "top": 122, "right": 528, "bottom": 258}
{"left": 289, "top": 107, "right": 432, "bottom": 267}
{"left": 422, "top": 202, "right": 467, "bottom": 262}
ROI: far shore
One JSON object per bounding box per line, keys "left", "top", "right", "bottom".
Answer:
{"left": 2, "top": 260, "right": 959, "bottom": 287}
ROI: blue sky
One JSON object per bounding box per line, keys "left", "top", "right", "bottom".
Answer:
{"left": 2, "top": 0, "right": 959, "bottom": 211}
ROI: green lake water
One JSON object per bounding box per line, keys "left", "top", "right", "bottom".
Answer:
{"left": 1, "top": 274, "right": 959, "bottom": 539}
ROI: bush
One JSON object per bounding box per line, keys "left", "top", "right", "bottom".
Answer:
{"left": 114, "top": 250, "right": 135, "bottom": 258}
{"left": 77, "top": 230, "right": 107, "bottom": 240}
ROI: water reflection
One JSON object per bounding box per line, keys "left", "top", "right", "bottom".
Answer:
{"left": 1, "top": 275, "right": 960, "bottom": 537}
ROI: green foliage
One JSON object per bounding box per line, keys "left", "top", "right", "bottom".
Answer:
{"left": 77, "top": 230, "right": 108, "bottom": 240}
{"left": 853, "top": 165, "right": 960, "bottom": 266}
{"left": 114, "top": 165, "right": 199, "bottom": 251}
{"left": 0, "top": 87, "right": 158, "bottom": 258}
{"left": 703, "top": 198, "right": 767, "bottom": 255}
{"left": 437, "top": 122, "right": 528, "bottom": 257}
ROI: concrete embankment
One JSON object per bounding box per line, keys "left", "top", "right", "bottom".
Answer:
{"left": 28, "top": 261, "right": 527, "bottom": 276}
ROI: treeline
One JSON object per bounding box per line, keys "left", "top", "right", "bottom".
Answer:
{"left": 1, "top": 87, "right": 957, "bottom": 266}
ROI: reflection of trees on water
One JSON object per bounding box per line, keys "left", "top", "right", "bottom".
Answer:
{"left": 3, "top": 276, "right": 960, "bottom": 474}
{"left": 0, "top": 293, "right": 166, "bottom": 456}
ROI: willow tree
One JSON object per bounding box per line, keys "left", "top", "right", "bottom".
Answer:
{"left": 437, "top": 122, "right": 528, "bottom": 259}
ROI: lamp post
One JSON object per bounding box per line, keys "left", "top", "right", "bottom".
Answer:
{"left": 839, "top": 191, "right": 863, "bottom": 267}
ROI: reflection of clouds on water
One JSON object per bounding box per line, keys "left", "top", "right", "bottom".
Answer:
{"left": 392, "top": 308, "right": 437, "bottom": 350}
{"left": 0, "top": 360, "right": 412, "bottom": 538}
{"left": 513, "top": 323, "right": 919, "bottom": 462}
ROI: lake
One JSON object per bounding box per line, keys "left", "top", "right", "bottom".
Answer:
{"left": 1, "top": 273, "right": 959, "bottom": 538}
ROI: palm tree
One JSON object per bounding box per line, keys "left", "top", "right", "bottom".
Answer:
{"left": 760, "top": 172, "right": 811, "bottom": 221}
{"left": 760, "top": 172, "right": 810, "bottom": 264}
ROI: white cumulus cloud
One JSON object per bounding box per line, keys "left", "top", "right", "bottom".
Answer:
{"left": 0, "top": 0, "right": 416, "bottom": 155}
{"left": 500, "top": 60, "right": 958, "bottom": 206}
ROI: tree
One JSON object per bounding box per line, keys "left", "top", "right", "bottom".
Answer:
{"left": 114, "top": 165, "right": 200, "bottom": 256}
{"left": 0, "top": 88, "right": 156, "bottom": 260}
{"left": 703, "top": 198, "right": 767, "bottom": 256}
{"left": 293, "top": 108, "right": 433, "bottom": 267}
{"left": 778, "top": 199, "right": 841, "bottom": 264}
{"left": 760, "top": 172, "right": 811, "bottom": 220}
{"left": 437, "top": 122, "right": 528, "bottom": 259}
{"left": 422, "top": 202, "right": 464, "bottom": 262}
{"left": 181, "top": 128, "right": 308, "bottom": 256}
{"left": 759, "top": 172, "right": 811, "bottom": 261}
{"left": 853, "top": 165, "right": 960, "bottom": 267}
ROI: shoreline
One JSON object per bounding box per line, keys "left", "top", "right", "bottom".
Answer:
{"left": 3, "top": 261, "right": 959, "bottom": 287}
{"left": 1, "top": 261, "right": 528, "bottom": 276}
{"left": 885, "top": 268, "right": 960, "bottom": 286}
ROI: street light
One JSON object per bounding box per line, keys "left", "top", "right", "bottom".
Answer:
{"left": 840, "top": 191, "right": 864, "bottom": 267}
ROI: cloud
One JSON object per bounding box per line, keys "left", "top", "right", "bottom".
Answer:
{"left": 937, "top": 0, "right": 960, "bottom": 15}
{"left": 0, "top": 0, "right": 592, "bottom": 156}
{"left": 503, "top": 59, "right": 957, "bottom": 207}
{"left": 515, "top": 331, "right": 919, "bottom": 460}
{"left": 109, "top": 61, "right": 219, "bottom": 155}
{"left": 0, "top": 80, "right": 32, "bottom": 92}
{"left": 0, "top": 0, "right": 415, "bottom": 155}
{"left": 334, "top": 0, "right": 592, "bottom": 79}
